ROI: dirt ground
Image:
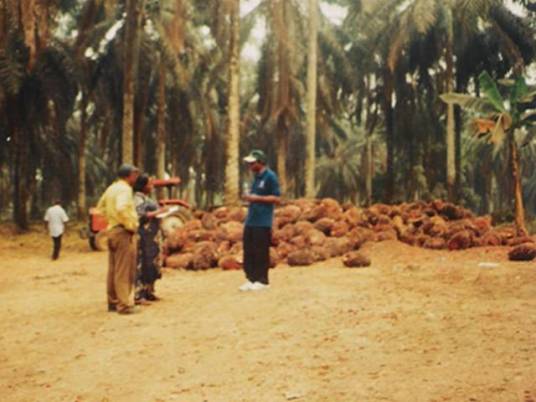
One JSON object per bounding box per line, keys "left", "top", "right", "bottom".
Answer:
{"left": 1, "top": 224, "right": 535, "bottom": 402}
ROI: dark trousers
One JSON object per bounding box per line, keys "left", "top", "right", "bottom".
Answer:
{"left": 243, "top": 226, "right": 271, "bottom": 285}
{"left": 52, "top": 235, "right": 62, "bottom": 260}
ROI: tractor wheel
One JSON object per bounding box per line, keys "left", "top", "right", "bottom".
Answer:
{"left": 160, "top": 210, "right": 192, "bottom": 238}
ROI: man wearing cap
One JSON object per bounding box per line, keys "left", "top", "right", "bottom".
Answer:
{"left": 96, "top": 164, "right": 140, "bottom": 314}
{"left": 240, "top": 150, "right": 281, "bottom": 291}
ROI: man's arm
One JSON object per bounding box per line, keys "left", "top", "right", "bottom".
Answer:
{"left": 242, "top": 194, "right": 280, "bottom": 204}
{"left": 44, "top": 210, "right": 49, "bottom": 230}
{"left": 62, "top": 208, "right": 69, "bottom": 223}
{"left": 243, "top": 173, "right": 281, "bottom": 204}
{"left": 116, "top": 190, "right": 139, "bottom": 232}
{"left": 95, "top": 192, "right": 106, "bottom": 215}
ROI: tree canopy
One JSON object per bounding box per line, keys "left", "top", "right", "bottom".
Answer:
{"left": 1, "top": 0, "right": 535, "bottom": 229}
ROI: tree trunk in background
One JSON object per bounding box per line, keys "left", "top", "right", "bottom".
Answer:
{"left": 365, "top": 135, "right": 373, "bottom": 205}
{"left": 122, "top": 0, "right": 143, "bottom": 164}
{"left": 510, "top": 135, "right": 527, "bottom": 235}
{"left": 454, "top": 78, "right": 466, "bottom": 203}
{"left": 445, "top": 8, "right": 456, "bottom": 202}
{"left": 274, "top": 0, "right": 290, "bottom": 196}
{"left": 276, "top": 122, "right": 288, "bottom": 195}
{"left": 12, "top": 128, "right": 29, "bottom": 230}
{"left": 383, "top": 69, "right": 394, "bottom": 202}
{"left": 77, "top": 93, "right": 88, "bottom": 219}
{"left": 156, "top": 56, "right": 166, "bottom": 198}
{"left": 454, "top": 104, "right": 462, "bottom": 201}
{"left": 224, "top": 0, "right": 240, "bottom": 206}
{"left": 134, "top": 74, "right": 149, "bottom": 171}
{"left": 304, "top": 0, "right": 318, "bottom": 199}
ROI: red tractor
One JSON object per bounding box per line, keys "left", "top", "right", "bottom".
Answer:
{"left": 85, "top": 177, "right": 191, "bottom": 251}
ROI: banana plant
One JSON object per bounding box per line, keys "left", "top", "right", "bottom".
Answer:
{"left": 441, "top": 71, "right": 536, "bottom": 235}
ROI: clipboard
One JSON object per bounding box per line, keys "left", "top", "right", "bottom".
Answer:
{"left": 156, "top": 205, "right": 179, "bottom": 219}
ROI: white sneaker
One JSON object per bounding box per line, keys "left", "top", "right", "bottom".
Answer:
{"left": 239, "top": 281, "right": 255, "bottom": 291}
{"left": 250, "top": 282, "right": 270, "bottom": 291}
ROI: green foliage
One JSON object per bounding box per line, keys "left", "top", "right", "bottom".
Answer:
{"left": 1, "top": 0, "right": 536, "bottom": 226}
{"left": 478, "top": 71, "right": 506, "bottom": 113}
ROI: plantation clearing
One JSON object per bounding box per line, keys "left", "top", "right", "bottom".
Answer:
{"left": 0, "top": 225, "right": 535, "bottom": 402}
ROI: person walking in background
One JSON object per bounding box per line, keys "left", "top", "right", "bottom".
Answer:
{"left": 133, "top": 174, "right": 167, "bottom": 304}
{"left": 44, "top": 200, "right": 69, "bottom": 260}
{"left": 96, "top": 164, "right": 140, "bottom": 315}
{"left": 240, "top": 149, "right": 281, "bottom": 291}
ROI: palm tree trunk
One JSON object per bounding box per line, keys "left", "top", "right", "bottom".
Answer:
{"left": 445, "top": 9, "right": 456, "bottom": 202}
{"left": 304, "top": 0, "right": 318, "bottom": 199}
{"left": 276, "top": 122, "right": 288, "bottom": 195}
{"left": 122, "top": 0, "right": 143, "bottom": 164}
{"left": 77, "top": 93, "right": 88, "bottom": 219}
{"left": 156, "top": 56, "right": 166, "bottom": 198}
{"left": 365, "top": 135, "right": 373, "bottom": 205}
{"left": 156, "top": 60, "right": 166, "bottom": 171}
{"left": 12, "top": 128, "right": 29, "bottom": 230}
{"left": 134, "top": 74, "right": 149, "bottom": 170}
{"left": 273, "top": 0, "right": 290, "bottom": 196}
{"left": 224, "top": 0, "right": 240, "bottom": 206}
{"left": 454, "top": 104, "right": 462, "bottom": 199}
{"left": 510, "top": 135, "right": 527, "bottom": 235}
{"left": 454, "top": 78, "right": 467, "bottom": 203}
{"left": 383, "top": 69, "right": 395, "bottom": 202}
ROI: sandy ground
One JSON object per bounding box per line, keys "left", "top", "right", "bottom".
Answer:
{"left": 1, "top": 224, "right": 536, "bottom": 402}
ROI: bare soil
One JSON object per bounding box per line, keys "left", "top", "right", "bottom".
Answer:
{"left": 1, "top": 224, "right": 535, "bottom": 402}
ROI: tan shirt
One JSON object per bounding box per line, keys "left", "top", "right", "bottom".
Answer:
{"left": 96, "top": 179, "right": 139, "bottom": 232}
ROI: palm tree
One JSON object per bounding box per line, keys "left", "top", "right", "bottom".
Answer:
{"left": 149, "top": 0, "right": 187, "bottom": 187}
{"left": 304, "top": 0, "right": 318, "bottom": 198}
{"left": 122, "top": 0, "right": 145, "bottom": 164}
{"left": 316, "top": 128, "right": 365, "bottom": 203}
{"left": 442, "top": 71, "right": 536, "bottom": 234}
{"left": 272, "top": 0, "right": 293, "bottom": 196}
{"left": 0, "top": 0, "right": 77, "bottom": 229}
{"left": 155, "top": 54, "right": 167, "bottom": 182}
{"left": 362, "top": 0, "right": 534, "bottom": 202}
{"left": 223, "top": 0, "right": 241, "bottom": 206}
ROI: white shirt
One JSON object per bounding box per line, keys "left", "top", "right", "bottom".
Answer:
{"left": 44, "top": 205, "right": 69, "bottom": 237}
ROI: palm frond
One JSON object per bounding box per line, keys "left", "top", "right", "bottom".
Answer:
{"left": 412, "top": 0, "right": 437, "bottom": 34}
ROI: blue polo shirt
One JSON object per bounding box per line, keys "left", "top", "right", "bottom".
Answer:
{"left": 245, "top": 168, "right": 280, "bottom": 228}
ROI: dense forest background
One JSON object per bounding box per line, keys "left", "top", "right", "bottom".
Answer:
{"left": 1, "top": 0, "right": 535, "bottom": 230}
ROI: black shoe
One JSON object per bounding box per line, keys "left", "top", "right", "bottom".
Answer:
{"left": 145, "top": 293, "right": 160, "bottom": 301}
{"left": 108, "top": 304, "right": 117, "bottom": 312}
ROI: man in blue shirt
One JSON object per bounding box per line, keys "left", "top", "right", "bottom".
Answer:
{"left": 240, "top": 149, "right": 281, "bottom": 291}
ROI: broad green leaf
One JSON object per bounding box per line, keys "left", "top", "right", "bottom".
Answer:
{"left": 478, "top": 71, "right": 506, "bottom": 113}
{"left": 510, "top": 76, "right": 529, "bottom": 104}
